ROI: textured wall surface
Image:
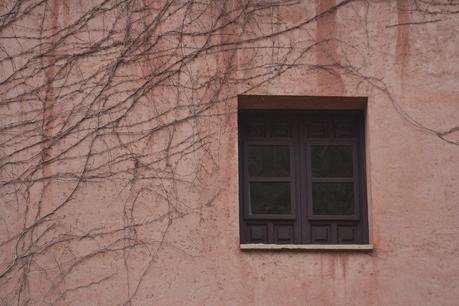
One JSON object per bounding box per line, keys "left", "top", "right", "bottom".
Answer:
{"left": 1, "top": 0, "right": 458, "bottom": 305}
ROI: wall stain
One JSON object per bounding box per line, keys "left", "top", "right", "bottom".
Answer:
{"left": 395, "top": 0, "right": 410, "bottom": 88}
{"left": 340, "top": 254, "right": 347, "bottom": 280}
{"left": 315, "top": 0, "right": 345, "bottom": 95}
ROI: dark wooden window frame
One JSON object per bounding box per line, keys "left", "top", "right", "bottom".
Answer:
{"left": 238, "top": 109, "right": 369, "bottom": 245}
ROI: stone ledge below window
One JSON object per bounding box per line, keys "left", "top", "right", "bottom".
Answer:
{"left": 240, "top": 244, "right": 374, "bottom": 251}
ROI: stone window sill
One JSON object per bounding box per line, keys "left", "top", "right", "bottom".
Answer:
{"left": 240, "top": 244, "right": 374, "bottom": 251}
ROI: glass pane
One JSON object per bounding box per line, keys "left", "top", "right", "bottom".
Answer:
{"left": 250, "top": 182, "right": 291, "bottom": 214}
{"left": 248, "top": 145, "right": 290, "bottom": 177}
{"left": 311, "top": 145, "right": 353, "bottom": 177}
{"left": 312, "top": 183, "right": 354, "bottom": 215}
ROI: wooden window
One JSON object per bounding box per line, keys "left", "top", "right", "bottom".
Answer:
{"left": 238, "top": 110, "right": 368, "bottom": 244}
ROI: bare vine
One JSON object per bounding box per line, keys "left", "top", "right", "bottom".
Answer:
{"left": 0, "top": 0, "right": 458, "bottom": 305}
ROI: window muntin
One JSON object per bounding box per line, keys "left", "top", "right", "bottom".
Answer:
{"left": 239, "top": 110, "right": 368, "bottom": 244}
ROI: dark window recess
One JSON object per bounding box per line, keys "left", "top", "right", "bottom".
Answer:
{"left": 239, "top": 110, "right": 368, "bottom": 244}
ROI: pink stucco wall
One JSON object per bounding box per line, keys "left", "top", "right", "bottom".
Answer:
{"left": 1, "top": 0, "right": 459, "bottom": 305}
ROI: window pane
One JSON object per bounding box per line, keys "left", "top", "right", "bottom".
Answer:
{"left": 312, "top": 183, "right": 354, "bottom": 215}
{"left": 250, "top": 182, "right": 291, "bottom": 214}
{"left": 248, "top": 145, "right": 290, "bottom": 177}
{"left": 311, "top": 145, "right": 353, "bottom": 177}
